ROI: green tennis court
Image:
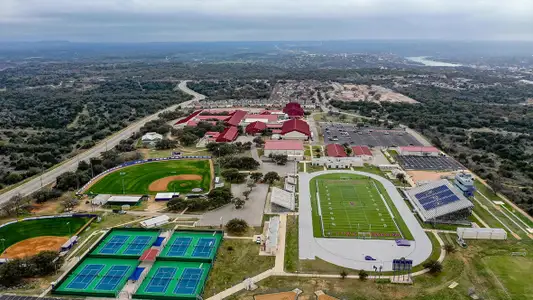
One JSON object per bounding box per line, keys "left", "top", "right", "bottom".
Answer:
{"left": 54, "top": 257, "right": 138, "bottom": 297}
{"left": 159, "top": 231, "right": 223, "bottom": 262}
{"left": 91, "top": 230, "right": 159, "bottom": 257}
{"left": 311, "top": 174, "right": 402, "bottom": 239}
{"left": 134, "top": 261, "right": 211, "bottom": 300}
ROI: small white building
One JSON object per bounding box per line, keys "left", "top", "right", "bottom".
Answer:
{"left": 264, "top": 140, "right": 304, "bottom": 160}
{"left": 398, "top": 146, "right": 440, "bottom": 156}
{"left": 141, "top": 215, "right": 170, "bottom": 228}
{"left": 270, "top": 187, "right": 295, "bottom": 211}
{"left": 154, "top": 193, "right": 180, "bottom": 201}
{"left": 142, "top": 132, "right": 163, "bottom": 146}
{"left": 311, "top": 157, "right": 363, "bottom": 169}
{"left": 264, "top": 216, "right": 280, "bottom": 255}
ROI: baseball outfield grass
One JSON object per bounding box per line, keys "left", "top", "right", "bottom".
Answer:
{"left": 0, "top": 216, "right": 90, "bottom": 252}
{"left": 86, "top": 160, "right": 212, "bottom": 195}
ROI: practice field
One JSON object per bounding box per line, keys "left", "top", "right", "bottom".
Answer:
{"left": 135, "top": 261, "right": 211, "bottom": 299}
{"left": 85, "top": 160, "right": 212, "bottom": 195}
{"left": 311, "top": 174, "right": 403, "bottom": 239}
{"left": 54, "top": 257, "right": 138, "bottom": 297}
{"left": 91, "top": 230, "right": 159, "bottom": 257}
{"left": 0, "top": 216, "right": 90, "bottom": 257}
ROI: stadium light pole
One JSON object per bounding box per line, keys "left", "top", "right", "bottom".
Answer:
{"left": 66, "top": 222, "right": 71, "bottom": 236}
{"left": 120, "top": 172, "right": 126, "bottom": 194}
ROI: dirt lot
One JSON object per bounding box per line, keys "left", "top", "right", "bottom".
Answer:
{"left": 1, "top": 236, "right": 67, "bottom": 259}
{"left": 407, "top": 170, "right": 456, "bottom": 184}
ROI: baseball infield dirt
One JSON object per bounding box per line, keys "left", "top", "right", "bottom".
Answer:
{"left": 254, "top": 291, "right": 298, "bottom": 300}
{"left": 148, "top": 174, "right": 203, "bottom": 191}
{"left": 0, "top": 236, "right": 68, "bottom": 259}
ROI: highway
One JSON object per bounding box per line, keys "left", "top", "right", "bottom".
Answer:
{"left": 0, "top": 80, "right": 204, "bottom": 206}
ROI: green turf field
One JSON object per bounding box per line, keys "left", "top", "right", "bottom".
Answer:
{"left": 311, "top": 174, "right": 403, "bottom": 239}
{"left": 0, "top": 216, "right": 90, "bottom": 252}
{"left": 86, "top": 160, "right": 212, "bottom": 195}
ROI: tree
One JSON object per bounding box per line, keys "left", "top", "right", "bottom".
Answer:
{"left": 207, "top": 187, "right": 233, "bottom": 207}
{"left": 179, "top": 132, "right": 198, "bottom": 146}
{"left": 247, "top": 182, "right": 256, "bottom": 191}
{"left": 233, "top": 197, "right": 245, "bottom": 209}
{"left": 167, "top": 197, "right": 188, "bottom": 211}
{"left": 30, "top": 251, "right": 62, "bottom": 276}
{"left": 219, "top": 156, "right": 260, "bottom": 170}
{"left": 264, "top": 172, "right": 281, "bottom": 184}
{"left": 423, "top": 260, "right": 443, "bottom": 274}
{"left": 271, "top": 154, "right": 288, "bottom": 165}
{"left": 250, "top": 172, "right": 263, "bottom": 183}
{"left": 155, "top": 139, "right": 178, "bottom": 150}
{"left": 56, "top": 172, "right": 81, "bottom": 191}
{"left": 340, "top": 270, "right": 348, "bottom": 279}
{"left": 444, "top": 244, "right": 456, "bottom": 253}
{"left": 221, "top": 168, "right": 246, "bottom": 183}
{"left": 225, "top": 218, "right": 248, "bottom": 235}
{"left": 242, "top": 190, "right": 251, "bottom": 201}
{"left": 358, "top": 269, "right": 369, "bottom": 281}
{"left": 62, "top": 198, "right": 79, "bottom": 211}
{"left": 396, "top": 173, "right": 406, "bottom": 183}
{"left": 253, "top": 136, "right": 264, "bottom": 146}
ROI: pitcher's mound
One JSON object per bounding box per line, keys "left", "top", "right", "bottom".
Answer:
{"left": 0, "top": 236, "right": 68, "bottom": 259}
{"left": 149, "top": 174, "right": 202, "bottom": 191}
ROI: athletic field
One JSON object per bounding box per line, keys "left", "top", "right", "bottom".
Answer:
{"left": 86, "top": 160, "right": 212, "bottom": 195}
{"left": 311, "top": 174, "right": 404, "bottom": 239}
{"left": 0, "top": 216, "right": 90, "bottom": 254}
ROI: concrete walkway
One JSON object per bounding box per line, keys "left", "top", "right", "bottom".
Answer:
{"left": 274, "top": 214, "right": 288, "bottom": 272}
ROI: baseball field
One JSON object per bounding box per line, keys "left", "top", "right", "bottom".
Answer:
{"left": 0, "top": 216, "right": 90, "bottom": 258}
{"left": 86, "top": 160, "right": 212, "bottom": 195}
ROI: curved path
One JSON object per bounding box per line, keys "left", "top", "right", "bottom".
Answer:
{"left": 0, "top": 80, "right": 203, "bottom": 207}
{"left": 298, "top": 170, "right": 432, "bottom": 271}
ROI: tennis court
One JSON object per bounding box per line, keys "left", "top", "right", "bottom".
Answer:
{"left": 135, "top": 261, "right": 210, "bottom": 299}
{"left": 160, "top": 231, "right": 223, "bottom": 261}
{"left": 311, "top": 174, "right": 403, "bottom": 239}
{"left": 54, "top": 258, "right": 138, "bottom": 297}
{"left": 92, "top": 230, "right": 159, "bottom": 257}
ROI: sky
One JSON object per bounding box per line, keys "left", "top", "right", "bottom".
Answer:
{"left": 1, "top": 0, "right": 533, "bottom": 42}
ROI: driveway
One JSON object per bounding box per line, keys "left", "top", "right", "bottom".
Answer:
{"left": 198, "top": 183, "right": 268, "bottom": 227}
{"left": 259, "top": 161, "right": 296, "bottom": 177}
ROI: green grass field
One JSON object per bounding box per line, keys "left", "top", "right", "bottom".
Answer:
{"left": 0, "top": 217, "right": 90, "bottom": 252}
{"left": 311, "top": 174, "right": 404, "bottom": 239}
{"left": 86, "top": 160, "right": 212, "bottom": 195}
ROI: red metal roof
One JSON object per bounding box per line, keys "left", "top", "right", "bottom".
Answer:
{"left": 244, "top": 114, "right": 280, "bottom": 122}
{"left": 226, "top": 110, "right": 247, "bottom": 126}
{"left": 352, "top": 145, "right": 373, "bottom": 156}
{"left": 264, "top": 140, "right": 304, "bottom": 151}
{"left": 280, "top": 119, "right": 310, "bottom": 136}
{"left": 400, "top": 146, "right": 440, "bottom": 153}
{"left": 139, "top": 248, "right": 159, "bottom": 261}
{"left": 326, "top": 144, "right": 347, "bottom": 157}
{"left": 267, "top": 124, "right": 283, "bottom": 129}
{"left": 187, "top": 120, "right": 217, "bottom": 127}
{"left": 283, "top": 102, "right": 304, "bottom": 118}
{"left": 245, "top": 121, "right": 267, "bottom": 134}
{"left": 175, "top": 110, "right": 202, "bottom": 125}
{"left": 272, "top": 129, "right": 282, "bottom": 134}
{"left": 197, "top": 115, "right": 230, "bottom": 121}
{"left": 216, "top": 126, "right": 239, "bottom": 142}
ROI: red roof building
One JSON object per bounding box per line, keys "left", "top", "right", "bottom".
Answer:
{"left": 175, "top": 110, "right": 203, "bottom": 125}
{"left": 283, "top": 102, "right": 305, "bottom": 119}
{"left": 280, "top": 119, "right": 311, "bottom": 139}
{"left": 352, "top": 146, "right": 373, "bottom": 157}
{"left": 245, "top": 121, "right": 267, "bottom": 135}
{"left": 216, "top": 126, "right": 239, "bottom": 143}
{"left": 264, "top": 140, "right": 304, "bottom": 151}
{"left": 326, "top": 144, "right": 347, "bottom": 157}
{"left": 196, "top": 115, "right": 230, "bottom": 121}
{"left": 225, "top": 110, "right": 247, "bottom": 127}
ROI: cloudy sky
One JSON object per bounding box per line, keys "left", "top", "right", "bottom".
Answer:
{"left": 1, "top": 0, "right": 533, "bottom": 42}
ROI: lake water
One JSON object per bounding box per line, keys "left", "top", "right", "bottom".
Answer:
{"left": 406, "top": 56, "right": 462, "bottom": 67}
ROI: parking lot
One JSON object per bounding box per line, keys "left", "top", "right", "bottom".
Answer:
{"left": 321, "top": 123, "right": 423, "bottom": 147}
{"left": 397, "top": 155, "right": 465, "bottom": 171}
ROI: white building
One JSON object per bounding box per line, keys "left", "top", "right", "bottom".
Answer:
{"left": 142, "top": 132, "right": 163, "bottom": 146}
{"left": 398, "top": 146, "right": 440, "bottom": 156}
{"left": 270, "top": 187, "right": 295, "bottom": 211}
{"left": 264, "top": 216, "right": 280, "bottom": 255}
{"left": 311, "top": 157, "right": 363, "bottom": 168}
{"left": 264, "top": 140, "right": 304, "bottom": 160}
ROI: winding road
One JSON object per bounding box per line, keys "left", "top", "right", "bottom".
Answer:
{"left": 0, "top": 81, "right": 204, "bottom": 207}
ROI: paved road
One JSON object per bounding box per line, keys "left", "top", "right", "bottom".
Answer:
{"left": 0, "top": 80, "right": 204, "bottom": 207}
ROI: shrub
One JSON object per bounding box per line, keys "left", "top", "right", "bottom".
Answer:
{"left": 358, "top": 269, "right": 369, "bottom": 281}
{"left": 423, "top": 260, "right": 443, "bottom": 274}
{"left": 340, "top": 270, "right": 348, "bottom": 279}
{"left": 225, "top": 218, "right": 248, "bottom": 236}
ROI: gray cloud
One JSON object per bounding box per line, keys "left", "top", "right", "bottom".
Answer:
{"left": 0, "top": 0, "right": 532, "bottom": 41}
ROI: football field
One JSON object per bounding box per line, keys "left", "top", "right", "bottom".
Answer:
{"left": 312, "top": 174, "right": 403, "bottom": 239}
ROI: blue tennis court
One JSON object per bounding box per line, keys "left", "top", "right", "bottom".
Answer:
{"left": 123, "top": 236, "right": 152, "bottom": 255}
{"left": 144, "top": 267, "right": 177, "bottom": 293}
{"left": 95, "top": 265, "right": 131, "bottom": 291}
{"left": 168, "top": 237, "right": 192, "bottom": 257}
{"left": 174, "top": 268, "right": 203, "bottom": 295}
{"left": 99, "top": 235, "right": 129, "bottom": 254}
{"left": 192, "top": 238, "right": 215, "bottom": 258}
{"left": 67, "top": 264, "right": 104, "bottom": 289}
